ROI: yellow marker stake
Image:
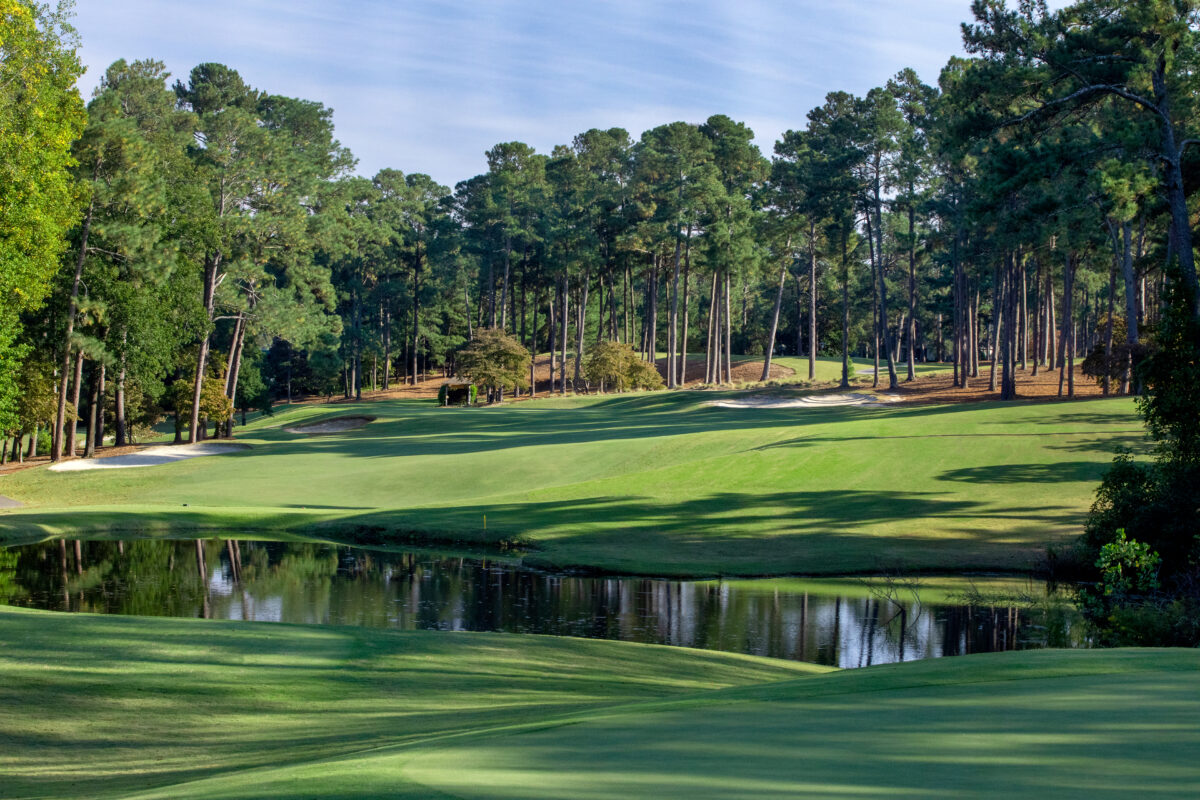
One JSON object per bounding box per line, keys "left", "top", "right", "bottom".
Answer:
{"left": 483, "top": 514, "right": 487, "bottom": 531}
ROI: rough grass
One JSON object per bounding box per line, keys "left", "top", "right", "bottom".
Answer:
{"left": 0, "top": 391, "right": 1144, "bottom": 576}
{"left": 2, "top": 607, "right": 1195, "bottom": 800}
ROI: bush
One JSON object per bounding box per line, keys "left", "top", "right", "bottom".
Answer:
{"left": 1090, "top": 597, "right": 1200, "bottom": 647}
{"left": 1075, "top": 274, "right": 1200, "bottom": 645}
{"left": 583, "top": 341, "right": 664, "bottom": 393}
{"left": 457, "top": 329, "right": 530, "bottom": 402}
{"left": 1096, "top": 530, "right": 1160, "bottom": 600}
{"left": 629, "top": 358, "right": 665, "bottom": 391}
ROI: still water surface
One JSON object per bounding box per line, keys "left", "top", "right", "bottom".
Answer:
{"left": 0, "top": 538, "right": 1085, "bottom": 668}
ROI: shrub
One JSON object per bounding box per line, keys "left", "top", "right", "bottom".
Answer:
{"left": 583, "top": 341, "right": 664, "bottom": 393}
{"left": 1074, "top": 271, "right": 1200, "bottom": 646}
{"left": 457, "top": 329, "right": 530, "bottom": 402}
{"left": 1096, "top": 530, "right": 1161, "bottom": 601}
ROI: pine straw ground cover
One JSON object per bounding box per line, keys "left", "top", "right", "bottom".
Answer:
{"left": 1, "top": 607, "right": 1196, "bottom": 800}
{"left": 0, "top": 389, "right": 1143, "bottom": 577}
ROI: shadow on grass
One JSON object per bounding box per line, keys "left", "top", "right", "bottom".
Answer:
{"left": 310, "top": 489, "right": 1073, "bottom": 574}
{"left": 241, "top": 392, "right": 1143, "bottom": 468}
{"left": 406, "top": 662, "right": 1200, "bottom": 799}
{"left": 0, "top": 609, "right": 803, "bottom": 800}
{"left": 937, "top": 462, "right": 1107, "bottom": 484}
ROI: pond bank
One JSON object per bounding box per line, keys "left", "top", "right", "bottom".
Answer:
{"left": 0, "top": 538, "right": 1085, "bottom": 668}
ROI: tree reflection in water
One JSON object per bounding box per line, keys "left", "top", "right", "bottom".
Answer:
{"left": 0, "top": 539, "right": 1087, "bottom": 668}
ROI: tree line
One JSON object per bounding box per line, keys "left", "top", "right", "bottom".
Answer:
{"left": 2, "top": 0, "right": 1198, "bottom": 464}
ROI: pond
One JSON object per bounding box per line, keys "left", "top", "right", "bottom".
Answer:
{"left": 0, "top": 538, "right": 1088, "bottom": 668}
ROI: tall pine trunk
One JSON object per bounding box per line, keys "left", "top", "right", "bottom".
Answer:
{"left": 1032, "top": 258, "right": 1043, "bottom": 376}
{"left": 761, "top": 243, "right": 790, "bottom": 382}
{"left": 561, "top": 274, "right": 569, "bottom": 395}
{"left": 65, "top": 351, "right": 83, "bottom": 458}
{"left": 1120, "top": 220, "right": 1138, "bottom": 394}
{"left": 412, "top": 245, "right": 422, "bottom": 387}
{"left": 549, "top": 285, "right": 557, "bottom": 392}
{"left": 680, "top": 231, "right": 691, "bottom": 386}
{"left": 383, "top": 306, "right": 391, "bottom": 389}
{"left": 114, "top": 333, "right": 128, "bottom": 448}
{"left": 1047, "top": 268, "right": 1057, "bottom": 370}
{"left": 575, "top": 271, "right": 590, "bottom": 391}
{"left": 840, "top": 237, "right": 851, "bottom": 389}
{"left": 723, "top": 271, "right": 733, "bottom": 385}
{"left": 971, "top": 288, "right": 980, "bottom": 378}
{"left": 668, "top": 237, "right": 681, "bottom": 388}
{"left": 529, "top": 285, "right": 538, "bottom": 396}
{"left": 1103, "top": 249, "right": 1117, "bottom": 397}
{"left": 190, "top": 255, "right": 222, "bottom": 442}
{"left": 53, "top": 193, "right": 94, "bottom": 461}
{"left": 867, "top": 213, "right": 880, "bottom": 388}
{"left": 1018, "top": 260, "right": 1028, "bottom": 371}
{"left": 808, "top": 222, "right": 818, "bottom": 381}
{"left": 1057, "top": 254, "right": 1075, "bottom": 398}
{"left": 498, "top": 237, "right": 511, "bottom": 330}
{"left": 705, "top": 271, "right": 718, "bottom": 383}
{"left": 86, "top": 361, "right": 105, "bottom": 458}
{"left": 988, "top": 262, "right": 1001, "bottom": 393}
{"left": 223, "top": 312, "right": 247, "bottom": 438}
{"left": 872, "top": 179, "right": 899, "bottom": 390}
{"left": 906, "top": 202, "right": 916, "bottom": 382}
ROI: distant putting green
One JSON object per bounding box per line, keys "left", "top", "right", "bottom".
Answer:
{"left": 1, "top": 607, "right": 1195, "bottom": 800}
{"left": 771, "top": 354, "right": 953, "bottom": 385}
{"left": 0, "top": 392, "right": 1143, "bottom": 576}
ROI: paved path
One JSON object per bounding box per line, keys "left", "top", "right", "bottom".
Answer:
{"left": 0, "top": 495, "right": 23, "bottom": 509}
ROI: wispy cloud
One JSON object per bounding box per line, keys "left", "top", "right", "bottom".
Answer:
{"left": 74, "top": 0, "right": 1033, "bottom": 185}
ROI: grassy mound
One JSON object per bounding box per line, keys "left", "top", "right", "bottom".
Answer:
{"left": 0, "top": 392, "right": 1143, "bottom": 575}
{"left": 283, "top": 415, "right": 376, "bottom": 434}
{"left": 1, "top": 608, "right": 1195, "bottom": 799}
{"left": 406, "top": 648, "right": 1200, "bottom": 799}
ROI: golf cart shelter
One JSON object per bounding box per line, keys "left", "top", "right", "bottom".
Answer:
{"left": 439, "top": 381, "right": 477, "bottom": 406}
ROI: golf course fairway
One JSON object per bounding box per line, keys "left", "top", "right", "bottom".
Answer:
{"left": 0, "top": 392, "right": 1143, "bottom": 575}
{"left": 1, "top": 607, "right": 1196, "bottom": 800}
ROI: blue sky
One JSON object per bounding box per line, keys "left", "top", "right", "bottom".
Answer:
{"left": 74, "top": 1, "right": 1042, "bottom": 187}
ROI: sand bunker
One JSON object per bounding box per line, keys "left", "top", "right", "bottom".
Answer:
{"left": 708, "top": 393, "right": 901, "bottom": 409}
{"left": 47, "top": 442, "right": 251, "bottom": 472}
{"left": 284, "top": 415, "right": 375, "bottom": 435}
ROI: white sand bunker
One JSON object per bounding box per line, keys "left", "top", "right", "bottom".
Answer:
{"left": 284, "top": 415, "right": 375, "bottom": 435}
{"left": 708, "top": 393, "right": 901, "bottom": 409}
{"left": 48, "top": 442, "right": 251, "bottom": 472}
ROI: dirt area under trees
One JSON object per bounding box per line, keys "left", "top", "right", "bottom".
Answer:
{"left": 302, "top": 356, "right": 1111, "bottom": 409}
{"left": 885, "top": 364, "right": 1109, "bottom": 404}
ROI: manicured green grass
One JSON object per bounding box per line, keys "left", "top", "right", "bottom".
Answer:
{"left": 407, "top": 647, "right": 1200, "bottom": 800}
{"left": 0, "top": 392, "right": 1143, "bottom": 576}
{"left": 2, "top": 607, "right": 1195, "bottom": 799}
{"left": 0, "top": 606, "right": 821, "bottom": 800}
{"left": 771, "top": 355, "right": 953, "bottom": 385}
